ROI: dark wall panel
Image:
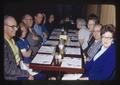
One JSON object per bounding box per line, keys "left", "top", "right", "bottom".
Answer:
{"left": 4, "top": 1, "right": 88, "bottom": 22}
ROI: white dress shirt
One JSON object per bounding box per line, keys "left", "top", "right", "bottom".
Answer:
{"left": 78, "top": 26, "right": 91, "bottom": 50}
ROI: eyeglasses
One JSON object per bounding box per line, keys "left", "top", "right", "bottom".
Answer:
{"left": 102, "top": 36, "right": 113, "bottom": 40}
{"left": 5, "top": 24, "right": 18, "bottom": 30}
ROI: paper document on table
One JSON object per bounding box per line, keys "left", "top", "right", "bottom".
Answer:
{"left": 51, "top": 31, "right": 61, "bottom": 35}
{"left": 70, "top": 36, "right": 78, "bottom": 41}
{"left": 68, "top": 29, "right": 77, "bottom": 33}
{"left": 44, "top": 40, "right": 59, "bottom": 46}
{"left": 31, "top": 54, "right": 54, "bottom": 64}
{"left": 68, "top": 33, "right": 77, "bottom": 37}
{"left": 38, "top": 46, "right": 55, "bottom": 53}
{"left": 66, "top": 41, "right": 80, "bottom": 46}
{"left": 49, "top": 36, "right": 59, "bottom": 39}
{"left": 65, "top": 47, "right": 81, "bottom": 55}
{"left": 51, "top": 31, "right": 61, "bottom": 36}
{"left": 62, "top": 73, "right": 83, "bottom": 80}
{"left": 61, "top": 57, "right": 82, "bottom": 68}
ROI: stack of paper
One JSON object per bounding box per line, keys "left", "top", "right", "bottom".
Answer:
{"left": 62, "top": 74, "right": 83, "bottom": 80}
{"left": 65, "top": 47, "right": 81, "bottom": 55}
{"left": 38, "top": 46, "right": 55, "bottom": 53}
{"left": 31, "top": 54, "right": 54, "bottom": 65}
{"left": 61, "top": 57, "right": 82, "bottom": 68}
{"left": 44, "top": 40, "right": 59, "bottom": 46}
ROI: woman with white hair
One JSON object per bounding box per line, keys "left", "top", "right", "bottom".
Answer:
{"left": 77, "top": 18, "right": 91, "bottom": 50}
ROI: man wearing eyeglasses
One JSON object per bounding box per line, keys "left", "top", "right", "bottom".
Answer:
{"left": 4, "top": 15, "right": 34, "bottom": 80}
{"left": 86, "top": 24, "right": 103, "bottom": 62}
{"left": 86, "top": 14, "right": 99, "bottom": 51}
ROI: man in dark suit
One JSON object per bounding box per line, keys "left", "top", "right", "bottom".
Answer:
{"left": 4, "top": 15, "right": 34, "bottom": 80}
{"left": 84, "top": 14, "right": 99, "bottom": 52}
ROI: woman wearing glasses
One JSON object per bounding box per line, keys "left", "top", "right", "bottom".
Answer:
{"left": 80, "top": 24, "right": 116, "bottom": 80}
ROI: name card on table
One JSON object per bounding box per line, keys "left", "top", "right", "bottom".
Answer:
{"left": 31, "top": 54, "right": 54, "bottom": 65}
{"left": 38, "top": 46, "right": 55, "bottom": 53}
{"left": 61, "top": 57, "right": 82, "bottom": 68}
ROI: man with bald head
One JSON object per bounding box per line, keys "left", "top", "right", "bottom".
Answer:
{"left": 4, "top": 15, "right": 34, "bottom": 80}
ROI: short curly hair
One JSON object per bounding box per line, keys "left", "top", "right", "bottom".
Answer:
{"left": 100, "top": 24, "right": 115, "bottom": 38}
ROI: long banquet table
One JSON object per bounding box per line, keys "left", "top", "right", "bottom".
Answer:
{"left": 29, "top": 28, "right": 85, "bottom": 74}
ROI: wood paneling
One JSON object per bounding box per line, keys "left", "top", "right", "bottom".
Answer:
{"left": 100, "top": 5, "right": 116, "bottom": 26}
{"left": 87, "top": 5, "right": 98, "bottom": 18}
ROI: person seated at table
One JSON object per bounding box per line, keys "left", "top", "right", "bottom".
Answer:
{"left": 85, "top": 24, "right": 103, "bottom": 62}
{"left": 41, "top": 13, "right": 49, "bottom": 37}
{"left": 33, "top": 12, "right": 48, "bottom": 44}
{"left": 76, "top": 18, "right": 91, "bottom": 50}
{"left": 45, "top": 14, "right": 55, "bottom": 35}
{"left": 85, "top": 14, "right": 99, "bottom": 52}
{"left": 4, "top": 15, "right": 34, "bottom": 80}
{"left": 15, "top": 22, "right": 32, "bottom": 66}
{"left": 60, "top": 16, "right": 73, "bottom": 30}
{"left": 22, "top": 14, "right": 42, "bottom": 56}
{"left": 80, "top": 24, "right": 116, "bottom": 80}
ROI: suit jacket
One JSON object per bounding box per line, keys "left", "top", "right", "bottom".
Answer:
{"left": 88, "top": 35, "right": 95, "bottom": 47}
{"left": 4, "top": 39, "right": 29, "bottom": 80}
{"left": 84, "top": 35, "right": 95, "bottom": 55}
{"left": 83, "top": 43, "right": 116, "bottom": 80}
